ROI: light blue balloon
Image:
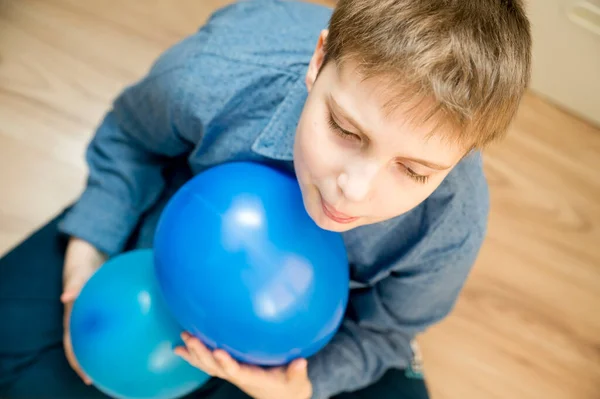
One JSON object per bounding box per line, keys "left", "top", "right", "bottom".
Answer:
{"left": 70, "top": 249, "right": 210, "bottom": 399}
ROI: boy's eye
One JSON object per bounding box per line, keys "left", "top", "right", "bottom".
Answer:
{"left": 326, "top": 111, "right": 428, "bottom": 185}
{"left": 398, "top": 163, "right": 429, "bottom": 184}
{"left": 328, "top": 113, "right": 361, "bottom": 142}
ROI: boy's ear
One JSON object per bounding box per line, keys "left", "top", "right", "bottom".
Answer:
{"left": 305, "top": 30, "right": 328, "bottom": 92}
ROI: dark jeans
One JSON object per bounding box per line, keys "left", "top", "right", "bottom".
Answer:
{"left": 0, "top": 209, "right": 429, "bottom": 399}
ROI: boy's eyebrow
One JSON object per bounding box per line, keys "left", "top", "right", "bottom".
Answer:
{"left": 329, "top": 95, "right": 369, "bottom": 136}
{"left": 329, "top": 95, "right": 451, "bottom": 171}
{"left": 401, "top": 157, "right": 451, "bottom": 170}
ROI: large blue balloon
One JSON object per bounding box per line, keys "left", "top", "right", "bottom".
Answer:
{"left": 153, "top": 162, "right": 349, "bottom": 366}
{"left": 70, "top": 249, "right": 210, "bottom": 399}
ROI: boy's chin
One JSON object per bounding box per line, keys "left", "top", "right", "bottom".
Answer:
{"left": 320, "top": 222, "right": 358, "bottom": 233}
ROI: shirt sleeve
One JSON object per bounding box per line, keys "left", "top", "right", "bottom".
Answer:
{"left": 58, "top": 32, "right": 236, "bottom": 256}
{"left": 307, "top": 224, "right": 486, "bottom": 399}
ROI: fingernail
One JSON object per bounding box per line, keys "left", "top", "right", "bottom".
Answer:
{"left": 296, "top": 359, "right": 307, "bottom": 368}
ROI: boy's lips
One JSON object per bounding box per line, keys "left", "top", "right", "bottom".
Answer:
{"left": 320, "top": 196, "right": 358, "bottom": 224}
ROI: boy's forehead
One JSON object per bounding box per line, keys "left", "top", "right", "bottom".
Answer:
{"left": 333, "top": 61, "right": 412, "bottom": 120}
{"left": 331, "top": 60, "right": 468, "bottom": 153}
{"left": 331, "top": 62, "right": 424, "bottom": 131}
{"left": 327, "top": 62, "right": 467, "bottom": 160}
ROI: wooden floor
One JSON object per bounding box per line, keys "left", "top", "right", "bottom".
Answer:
{"left": 1, "top": 1, "right": 598, "bottom": 398}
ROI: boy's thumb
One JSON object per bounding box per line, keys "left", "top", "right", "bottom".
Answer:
{"left": 61, "top": 285, "right": 82, "bottom": 303}
{"left": 287, "top": 358, "right": 308, "bottom": 379}
{"left": 61, "top": 290, "right": 76, "bottom": 303}
{"left": 62, "top": 272, "right": 89, "bottom": 303}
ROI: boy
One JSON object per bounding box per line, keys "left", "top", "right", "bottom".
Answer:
{"left": 0, "top": 0, "right": 531, "bottom": 398}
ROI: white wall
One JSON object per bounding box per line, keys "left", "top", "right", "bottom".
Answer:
{"left": 527, "top": 0, "right": 600, "bottom": 126}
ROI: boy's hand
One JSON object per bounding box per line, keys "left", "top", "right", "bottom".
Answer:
{"left": 61, "top": 237, "right": 107, "bottom": 386}
{"left": 175, "top": 332, "right": 312, "bottom": 399}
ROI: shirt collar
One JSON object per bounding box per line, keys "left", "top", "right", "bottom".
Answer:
{"left": 251, "top": 77, "right": 308, "bottom": 161}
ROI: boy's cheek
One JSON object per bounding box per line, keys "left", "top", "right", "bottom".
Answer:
{"left": 298, "top": 129, "right": 343, "bottom": 179}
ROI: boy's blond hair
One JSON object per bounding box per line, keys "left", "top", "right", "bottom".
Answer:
{"left": 324, "top": 0, "right": 532, "bottom": 149}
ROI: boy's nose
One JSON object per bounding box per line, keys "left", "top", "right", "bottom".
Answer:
{"left": 336, "top": 160, "right": 379, "bottom": 202}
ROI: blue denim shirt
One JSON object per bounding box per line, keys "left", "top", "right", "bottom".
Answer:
{"left": 59, "top": 1, "right": 489, "bottom": 397}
